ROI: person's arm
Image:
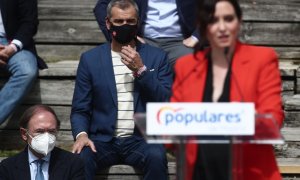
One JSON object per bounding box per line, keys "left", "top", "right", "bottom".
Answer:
{"left": 0, "top": 45, "right": 16, "bottom": 66}
{"left": 183, "top": 35, "right": 198, "bottom": 48}
{"left": 183, "top": 27, "right": 200, "bottom": 48}
{"left": 94, "top": 0, "right": 112, "bottom": 42}
{"left": 119, "top": 45, "right": 173, "bottom": 102}
{"left": 256, "top": 49, "right": 284, "bottom": 127}
{"left": 14, "top": 0, "right": 38, "bottom": 48}
{"left": 135, "top": 50, "right": 173, "bottom": 102}
{"left": 70, "top": 54, "right": 96, "bottom": 153}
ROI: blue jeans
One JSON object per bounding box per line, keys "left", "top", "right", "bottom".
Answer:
{"left": 80, "top": 135, "right": 168, "bottom": 180}
{"left": 0, "top": 37, "right": 38, "bottom": 124}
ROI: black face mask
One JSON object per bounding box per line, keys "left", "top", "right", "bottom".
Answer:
{"left": 110, "top": 23, "right": 138, "bottom": 44}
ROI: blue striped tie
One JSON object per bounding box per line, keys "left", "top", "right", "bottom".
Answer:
{"left": 35, "top": 159, "right": 45, "bottom": 180}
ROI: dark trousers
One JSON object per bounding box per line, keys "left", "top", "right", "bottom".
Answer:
{"left": 80, "top": 135, "right": 168, "bottom": 180}
{"left": 193, "top": 144, "right": 230, "bottom": 180}
{"left": 144, "top": 37, "right": 193, "bottom": 67}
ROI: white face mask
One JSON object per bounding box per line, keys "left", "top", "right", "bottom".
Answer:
{"left": 28, "top": 132, "right": 56, "bottom": 156}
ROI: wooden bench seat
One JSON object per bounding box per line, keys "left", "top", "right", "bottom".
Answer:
{"left": 0, "top": 157, "right": 298, "bottom": 179}
{"left": 278, "top": 158, "right": 300, "bottom": 174}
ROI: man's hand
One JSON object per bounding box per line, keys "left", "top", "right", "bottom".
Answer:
{"left": 0, "top": 45, "right": 16, "bottom": 66}
{"left": 183, "top": 36, "right": 198, "bottom": 48}
{"left": 72, "top": 133, "right": 97, "bottom": 154}
{"left": 120, "top": 45, "right": 144, "bottom": 72}
{"left": 0, "top": 45, "right": 8, "bottom": 66}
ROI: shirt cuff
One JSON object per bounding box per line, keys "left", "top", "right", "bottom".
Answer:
{"left": 133, "top": 65, "right": 147, "bottom": 78}
{"left": 76, "top": 131, "right": 88, "bottom": 140}
{"left": 11, "top": 39, "right": 23, "bottom": 50}
{"left": 191, "top": 35, "right": 199, "bottom": 42}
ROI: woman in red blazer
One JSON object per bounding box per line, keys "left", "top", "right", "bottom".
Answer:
{"left": 171, "top": 0, "right": 284, "bottom": 179}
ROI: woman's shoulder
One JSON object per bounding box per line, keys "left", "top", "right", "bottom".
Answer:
{"left": 239, "top": 42, "right": 277, "bottom": 59}
{"left": 237, "top": 42, "right": 278, "bottom": 66}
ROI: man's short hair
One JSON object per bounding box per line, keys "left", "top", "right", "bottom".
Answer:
{"left": 107, "top": 0, "right": 139, "bottom": 19}
{"left": 19, "top": 104, "right": 61, "bottom": 129}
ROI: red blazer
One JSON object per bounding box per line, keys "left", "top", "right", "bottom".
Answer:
{"left": 171, "top": 42, "right": 284, "bottom": 180}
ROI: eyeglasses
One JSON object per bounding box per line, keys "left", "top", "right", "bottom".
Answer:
{"left": 110, "top": 18, "right": 138, "bottom": 26}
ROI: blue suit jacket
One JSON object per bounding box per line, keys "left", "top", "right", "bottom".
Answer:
{"left": 71, "top": 42, "right": 173, "bottom": 142}
{"left": 94, "top": 0, "right": 198, "bottom": 42}
{"left": 0, "top": 147, "right": 84, "bottom": 180}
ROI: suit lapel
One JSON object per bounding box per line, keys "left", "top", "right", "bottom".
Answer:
{"left": 48, "top": 148, "right": 57, "bottom": 179}
{"left": 133, "top": 43, "right": 144, "bottom": 109}
{"left": 230, "top": 42, "right": 251, "bottom": 102}
{"left": 15, "top": 148, "right": 31, "bottom": 180}
{"left": 100, "top": 44, "right": 118, "bottom": 107}
{"left": 49, "top": 148, "right": 66, "bottom": 180}
{"left": 184, "top": 51, "right": 209, "bottom": 102}
{"left": 193, "top": 58, "right": 208, "bottom": 102}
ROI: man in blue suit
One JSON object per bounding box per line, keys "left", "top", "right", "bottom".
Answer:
{"left": 94, "top": 0, "right": 198, "bottom": 66}
{"left": 71, "top": 0, "right": 172, "bottom": 179}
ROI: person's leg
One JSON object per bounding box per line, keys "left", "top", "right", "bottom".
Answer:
{"left": 122, "top": 136, "right": 168, "bottom": 180}
{"left": 143, "top": 37, "right": 160, "bottom": 48}
{"left": 0, "top": 48, "right": 38, "bottom": 124}
{"left": 79, "top": 140, "right": 120, "bottom": 180}
{"left": 160, "top": 37, "right": 193, "bottom": 67}
{"left": 144, "top": 37, "right": 193, "bottom": 68}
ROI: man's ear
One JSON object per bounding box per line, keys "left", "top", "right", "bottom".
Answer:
{"left": 20, "top": 128, "right": 28, "bottom": 142}
{"left": 106, "top": 17, "right": 111, "bottom": 30}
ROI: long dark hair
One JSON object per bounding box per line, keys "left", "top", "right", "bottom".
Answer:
{"left": 194, "top": 0, "right": 242, "bottom": 52}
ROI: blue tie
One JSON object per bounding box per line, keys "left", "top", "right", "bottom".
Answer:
{"left": 35, "top": 159, "right": 45, "bottom": 180}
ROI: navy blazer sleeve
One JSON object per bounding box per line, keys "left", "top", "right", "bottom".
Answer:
{"left": 135, "top": 45, "right": 173, "bottom": 102}
{"left": 94, "top": 0, "right": 111, "bottom": 41}
{"left": 3, "top": 0, "right": 39, "bottom": 47}
{"left": 70, "top": 53, "right": 93, "bottom": 138}
{"left": 16, "top": 0, "right": 39, "bottom": 47}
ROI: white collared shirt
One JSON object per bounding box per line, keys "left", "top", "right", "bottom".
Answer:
{"left": 28, "top": 147, "right": 51, "bottom": 180}
{"left": 144, "top": 0, "right": 182, "bottom": 38}
{"left": 0, "top": 9, "right": 6, "bottom": 37}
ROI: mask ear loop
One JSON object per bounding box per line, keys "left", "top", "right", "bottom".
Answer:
{"left": 26, "top": 130, "right": 34, "bottom": 139}
{"left": 20, "top": 127, "right": 33, "bottom": 139}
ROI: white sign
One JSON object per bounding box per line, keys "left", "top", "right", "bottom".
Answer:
{"left": 146, "top": 102, "right": 255, "bottom": 136}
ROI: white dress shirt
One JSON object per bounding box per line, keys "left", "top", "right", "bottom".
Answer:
{"left": 28, "top": 147, "right": 51, "bottom": 180}
{"left": 0, "top": 9, "right": 6, "bottom": 37}
{"left": 144, "top": 0, "right": 183, "bottom": 38}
